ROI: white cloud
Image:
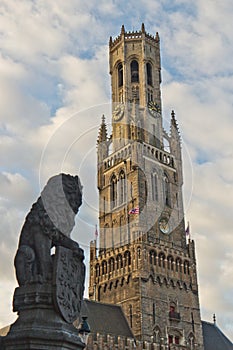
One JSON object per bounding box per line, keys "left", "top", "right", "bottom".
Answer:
{"left": 58, "top": 46, "right": 109, "bottom": 108}
{"left": 0, "top": 172, "right": 33, "bottom": 206}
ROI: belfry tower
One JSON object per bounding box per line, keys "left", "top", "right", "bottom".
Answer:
{"left": 89, "top": 24, "right": 204, "bottom": 349}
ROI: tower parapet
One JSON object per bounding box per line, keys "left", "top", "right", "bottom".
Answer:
{"left": 109, "top": 23, "right": 160, "bottom": 49}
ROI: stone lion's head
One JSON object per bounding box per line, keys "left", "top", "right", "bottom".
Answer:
{"left": 25, "top": 174, "right": 82, "bottom": 238}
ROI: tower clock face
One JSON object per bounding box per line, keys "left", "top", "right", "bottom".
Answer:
{"left": 148, "top": 101, "right": 161, "bottom": 117}
{"left": 113, "top": 104, "right": 124, "bottom": 121}
{"left": 159, "top": 217, "right": 170, "bottom": 234}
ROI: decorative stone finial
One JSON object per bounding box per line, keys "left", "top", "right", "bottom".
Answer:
{"left": 141, "top": 23, "right": 145, "bottom": 33}
{"left": 109, "top": 36, "right": 112, "bottom": 46}
{"left": 155, "top": 32, "right": 160, "bottom": 42}
{"left": 121, "top": 25, "right": 125, "bottom": 34}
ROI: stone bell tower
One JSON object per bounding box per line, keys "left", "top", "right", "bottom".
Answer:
{"left": 89, "top": 24, "right": 204, "bottom": 349}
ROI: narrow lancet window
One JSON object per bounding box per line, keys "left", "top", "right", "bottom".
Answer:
{"left": 151, "top": 172, "right": 158, "bottom": 201}
{"left": 119, "top": 171, "right": 126, "bottom": 204}
{"left": 111, "top": 175, "right": 117, "bottom": 208}
{"left": 118, "top": 63, "right": 123, "bottom": 87}
{"left": 146, "top": 62, "right": 153, "bottom": 86}
{"left": 164, "top": 174, "right": 171, "bottom": 206}
{"left": 131, "top": 60, "right": 139, "bottom": 83}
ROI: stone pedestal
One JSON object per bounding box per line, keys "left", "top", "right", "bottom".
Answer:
{"left": 3, "top": 283, "right": 84, "bottom": 350}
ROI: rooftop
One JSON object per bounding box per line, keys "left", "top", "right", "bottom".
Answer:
{"left": 202, "top": 321, "right": 233, "bottom": 350}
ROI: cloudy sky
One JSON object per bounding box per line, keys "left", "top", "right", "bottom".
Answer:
{"left": 0, "top": 0, "right": 233, "bottom": 341}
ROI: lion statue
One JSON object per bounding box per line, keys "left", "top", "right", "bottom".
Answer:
{"left": 14, "top": 173, "right": 83, "bottom": 285}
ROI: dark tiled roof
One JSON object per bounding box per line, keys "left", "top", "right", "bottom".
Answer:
{"left": 202, "top": 321, "right": 233, "bottom": 350}
{"left": 77, "top": 299, "right": 134, "bottom": 338}
{"left": 1, "top": 300, "right": 134, "bottom": 340}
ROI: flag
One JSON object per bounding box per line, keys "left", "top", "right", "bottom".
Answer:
{"left": 128, "top": 207, "right": 139, "bottom": 214}
{"left": 185, "top": 222, "right": 190, "bottom": 238}
{"left": 95, "top": 224, "right": 98, "bottom": 237}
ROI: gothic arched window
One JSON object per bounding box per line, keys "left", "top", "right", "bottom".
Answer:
{"left": 110, "top": 175, "right": 117, "bottom": 208}
{"left": 116, "top": 254, "right": 123, "bottom": 269}
{"left": 118, "top": 63, "right": 123, "bottom": 87}
{"left": 153, "top": 326, "right": 161, "bottom": 344}
{"left": 109, "top": 257, "right": 115, "bottom": 272}
{"left": 146, "top": 62, "right": 152, "bottom": 86}
{"left": 167, "top": 255, "right": 174, "bottom": 270}
{"left": 102, "top": 260, "right": 107, "bottom": 274}
{"left": 158, "top": 252, "right": 166, "bottom": 268}
{"left": 184, "top": 260, "right": 190, "bottom": 274}
{"left": 151, "top": 172, "right": 158, "bottom": 201}
{"left": 119, "top": 171, "right": 126, "bottom": 204}
{"left": 188, "top": 333, "right": 195, "bottom": 349}
{"left": 164, "top": 174, "right": 171, "bottom": 207}
{"left": 124, "top": 250, "right": 131, "bottom": 266}
{"left": 176, "top": 258, "right": 182, "bottom": 273}
{"left": 149, "top": 250, "right": 156, "bottom": 265}
{"left": 131, "top": 60, "right": 139, "bottom": 83}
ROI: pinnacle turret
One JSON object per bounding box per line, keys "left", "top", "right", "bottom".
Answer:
{"left": 97, "top": 114, "right": 108, "bottom": 144}
{"left": 141, "top": 23, "right": 145, "bottom": 33}
{"left": 170, "top": 110, "right": 180, "bottom": 140}
{"left": 171, "top": 110, "right": 178, "bottom": 129}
